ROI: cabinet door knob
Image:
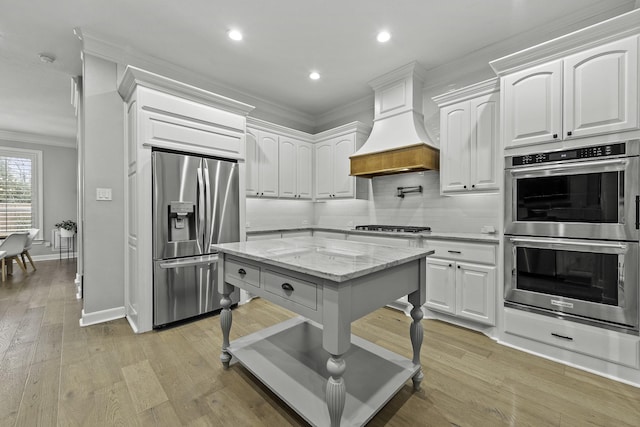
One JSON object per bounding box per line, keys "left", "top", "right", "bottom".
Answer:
{"left": 567, "top": 131, "right": 572, "bottom": 136}
{"left": 448, "top": 264, "right": 452, "bottom": 267}
{"left": 457, "top": 265, "right": 461, "bottom": 269}
{"left": 238, "top": 268, "right": 246, "bottom": 275}
{"left": 471, "top": 184, "right": 475, "bottom": 188}
{"left": 281, "top": 283, "right": 294, "bottom": 292}
{"left": 553, "top": 133, "right": 558, "bottom": 139}
{"left": 463, "top": 185, "right": 467, "bottom": 189}
{"left": 256, "top": 192, "right": 259, "bottom": 195}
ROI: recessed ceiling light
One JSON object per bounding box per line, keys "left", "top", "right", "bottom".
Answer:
{"left": 309, "top": 72, "right": 320, "bottom": 80}
{"left": 377, "top": 31, "right": 391, "bottom": 43}
{"left": 228, "top": 29, "right": 243, "bottom": 41}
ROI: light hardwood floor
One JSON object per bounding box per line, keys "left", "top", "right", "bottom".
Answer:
{"left": 1, "top": 259, "right": 639, "bottom": 426}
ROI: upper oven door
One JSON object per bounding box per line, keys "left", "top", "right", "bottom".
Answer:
{"left": 505, "top": 156, "right": 639, "bottom": 240}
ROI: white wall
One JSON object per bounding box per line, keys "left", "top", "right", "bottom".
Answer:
{"left": 81, "top": 53, "right": 125, "bottom": 316}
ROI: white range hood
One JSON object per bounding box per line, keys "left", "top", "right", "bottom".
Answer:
{"left": 350, "top": 62, "right": 439, "bottom": 178}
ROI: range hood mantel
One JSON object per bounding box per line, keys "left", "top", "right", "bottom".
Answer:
{"left": 350, "top": 62, "right": 439, "bottom": 178}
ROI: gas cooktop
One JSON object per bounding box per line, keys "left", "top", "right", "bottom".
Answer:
{"left": 354, "top": 225, "right": 431, "bottom": 233}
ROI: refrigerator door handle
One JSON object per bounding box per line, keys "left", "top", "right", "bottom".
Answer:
{"left": 158, "top": 254, "right": 219, "bottom": 269}
{"left": 203, "top": 160, "right": 213, "bottom": 251}
{"left": 196, "top": 165, "right": 206, "bottom": 252}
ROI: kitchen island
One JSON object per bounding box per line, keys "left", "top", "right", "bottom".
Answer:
{"left": 213, "top": 237, "right": 433, "bottom": 427}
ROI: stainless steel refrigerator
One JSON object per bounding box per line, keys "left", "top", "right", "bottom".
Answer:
{"left": 152, "top": 149, "right": 240, "bottom": 328}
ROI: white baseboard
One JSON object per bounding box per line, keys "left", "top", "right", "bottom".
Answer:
{"left": 32, "top": 253, "right": 77, "bottom": 261}
{"left": 79, "top": 306, "right": 125, "bottom": 327}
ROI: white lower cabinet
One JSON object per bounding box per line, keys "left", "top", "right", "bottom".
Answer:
{"left": 425, "top": 239, "right": 497, "bottom": 326}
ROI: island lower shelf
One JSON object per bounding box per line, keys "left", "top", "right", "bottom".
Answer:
{"left": 228, "top": 316, "right": 420, "bottom": 427}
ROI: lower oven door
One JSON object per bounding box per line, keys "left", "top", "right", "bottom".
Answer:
{"left": 505, "top": 236, "right": 638, "bottom": 331}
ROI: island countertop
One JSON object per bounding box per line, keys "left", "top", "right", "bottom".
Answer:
{"left": 212, "top": 236, "right": 434, "bottom": 283}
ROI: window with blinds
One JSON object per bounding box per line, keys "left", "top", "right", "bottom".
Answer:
{"left": 0, "top": 148, "right": 42, "bottom": 235}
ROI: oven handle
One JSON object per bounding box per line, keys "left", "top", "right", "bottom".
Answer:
{"left": 509, "top": 237, "right": 627, "bottom": 250}
{"left": 636, "top": 196, "right": 640, "bottom": 230}
{"left": 509, "top": 157, "right": 628, "bottom": 174}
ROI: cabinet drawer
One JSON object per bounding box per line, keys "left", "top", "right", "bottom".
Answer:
{"left": 504, "top": 308, "right": 639, "bottom": 368}
{"left": 263, "top": 269, "right": 318, "bottom": 310}
{"left": 225, "top": 257, "right": 261, "bottom": 289}
{"left": 426, "top": 240, "right": 495, "bottom": 264}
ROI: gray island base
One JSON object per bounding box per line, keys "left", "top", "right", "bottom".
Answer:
{"left": 214, "top": 237, "right": 433, "bottom": 427}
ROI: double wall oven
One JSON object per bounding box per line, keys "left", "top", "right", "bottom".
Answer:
{"left": 505, "top": 141, "right": 639, "bottom": 333}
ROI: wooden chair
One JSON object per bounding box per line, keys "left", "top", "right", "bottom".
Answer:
{"left": 0, "top": 232, "right": 29, "bottom": 281}
{"left": 21, "top": 228, "right": 39, "bottom": 271}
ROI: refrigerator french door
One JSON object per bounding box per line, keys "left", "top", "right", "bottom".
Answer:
{"left": 152, "top": 149, "right": 240, "bottom": 328}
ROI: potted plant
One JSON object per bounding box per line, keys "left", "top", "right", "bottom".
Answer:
{"left": 55, "top": 220, "right": 77, "bottom": 238}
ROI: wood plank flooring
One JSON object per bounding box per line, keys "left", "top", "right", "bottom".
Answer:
{"left": 1, "top": 259, "right": 639, "bottom": 426}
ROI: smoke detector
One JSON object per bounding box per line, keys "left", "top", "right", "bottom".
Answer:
{"left": 38, "top": 53, "right": 55, "bottom": 64}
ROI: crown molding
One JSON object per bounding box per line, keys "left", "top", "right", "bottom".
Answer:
{"left": 247, "top": 117, "right": 314, "bottom": 142}
{"left": 118, "top": 66, "right": 255, "bottom": 116}
{"left": 432, "top": 78, "right": 499, "bottom": 107}
{"left": 490, "top": 6, "right": 640, "bottom": 75}
{"left": 314, "top": 94, "right": 374, "bottom": 131}
{"left": 313, "top": 121, "right": 372, "bottom": 142}
{"left": 368, "top": 61, "right": 428, "bottom": 90}
{"left": 78, "top": 29, "right": 316, "bottom": 130}
{"left": 421, "top": 0, "right": 635, "bottom": 91}
{"left": 0, "top": 130, "right": 76, "bottom": 148}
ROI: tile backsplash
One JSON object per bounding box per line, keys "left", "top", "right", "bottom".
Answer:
{"left": 316, "top": 171, "right": 500, "bottom": 233}
{"left": 247, "top": 171, "right": 501, "bottom": 234}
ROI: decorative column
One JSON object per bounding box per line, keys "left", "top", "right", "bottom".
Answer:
{"left": 220, "top": 291, "right": 233, "bottom": 369}
{"left": 326, "top": 354, "right": 346, "bottom": 427}
{"left": 410, "top": 304, "right": 424, "bottom": 390}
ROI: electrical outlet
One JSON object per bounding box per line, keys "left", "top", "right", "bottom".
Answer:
{"left": 347, "top": 221, "right": 354, "bottom": 227}
{"left": 246, "top": 221, "right": 251, "bottom": 228}
{"left": 302, "top": 220, "right": 309, "bottom": 225}
{"left": 96, "top": 187, "right": 112, "bottom": 201}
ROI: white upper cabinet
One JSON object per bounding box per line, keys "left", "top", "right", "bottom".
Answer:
{"left": 501, "top": 36, "right": 639, "bottom": 149}
{"left": 279, "top": 137, "right": 312, "bottom": 199}
{"left": 246, "top": 128, "right": 279, "bottom": 197}
{"left": 563, "top": 36, "right": 638, "bottom": 139}
{"left": 315, "top": 136, "right": 352, "bottom": 199}
{"left": 314, "top": 122, "right": 371, "bottom": 200}
{"left": 435, "top": 79, "right": 500, "bottom": 195}
{"left": 333, "top": 135, "right": 356, "bottom": 197}
{"left": 440, "top": 103, "right": 470, "bottom": 192}
{"left": 503, "top": 61, "right": 562, "bottom": 148}
{"left": 314, "top": 141, "right": 334, "bottom": 199}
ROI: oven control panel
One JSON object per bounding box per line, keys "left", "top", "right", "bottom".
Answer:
{"left": 512, "top": 143, "right": 626, "bottom": 166}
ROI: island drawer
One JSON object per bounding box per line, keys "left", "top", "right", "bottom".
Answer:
{"left": 225, "top": 257, "right": 261, "bottom": 289}
{"left": 425, "top": 240, "right": 496, "bottom": 265}
{"left": 263, "top": 269, "right": 318, "bottom": 310}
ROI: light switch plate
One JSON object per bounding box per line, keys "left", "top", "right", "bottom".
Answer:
{"left": 96, "top": 187, "right": 112, "bottom": 201}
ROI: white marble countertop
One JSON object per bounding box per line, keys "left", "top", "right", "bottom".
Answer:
{"left": 213, "top": 236, "right": 434, "bottom": 283}
{"left": 246, "top": 225, "right": 500, "bottom": 243}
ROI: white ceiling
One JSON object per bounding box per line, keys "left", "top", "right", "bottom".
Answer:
{"left": 0, "top": 0, "right": 637, "bottom": 142}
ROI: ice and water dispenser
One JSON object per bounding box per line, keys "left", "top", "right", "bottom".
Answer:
{"left": 168, "top": 201, "right": 196, "bottom": 241}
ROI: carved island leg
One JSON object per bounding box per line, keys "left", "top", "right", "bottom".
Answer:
{"left": 219, "top": 285, "right": 234, "bottom": 369}
{"left": 409, "top": 304, "right": 424, "bottom": 390}
{"left": 326, "top": 354, "right": 346, "bottom": 427}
